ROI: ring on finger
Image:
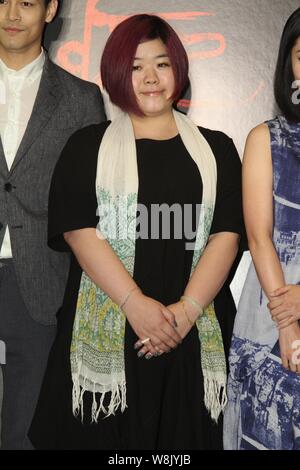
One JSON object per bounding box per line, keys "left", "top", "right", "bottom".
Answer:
{"left": 140, "top": 337, "right": 151, "bottom": 345}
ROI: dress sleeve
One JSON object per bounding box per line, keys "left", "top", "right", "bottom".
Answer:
{"left": 48, "top": 124, "right": 108, "bottom": 252}
{"left": 210, "top": 136, "right": 245, "bottom": 239}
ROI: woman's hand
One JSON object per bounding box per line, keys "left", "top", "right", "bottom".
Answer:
{"left": 123, "top": 291, "right": 182, "bottom": 358}
{"left": 268, "top": 285, "right": 300, "bottom": 329}
{"left": 279, "top": 322, "right": 300, "bottom": 373}
{"left": 134, "top": 300, "right": 197, "bottom": 358}
{"left": 167, "top": 301, "right": 197, "bottom": 340}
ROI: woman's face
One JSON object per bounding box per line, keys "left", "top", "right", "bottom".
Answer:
{"left": 291, "top": 36, "right": 300, "bottom": 81}
{"left": 132, "top": 38, "right": 176, "bottom": 117}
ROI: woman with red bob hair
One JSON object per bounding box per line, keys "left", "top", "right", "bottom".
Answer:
{"left": 29, "top": 14, "right": 244, "bottom": 450}
{"left": 101, "top": 13, "right": 189, "bottom": 116}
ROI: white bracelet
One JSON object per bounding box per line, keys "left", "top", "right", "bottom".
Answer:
{"left": 181, "top": 295, "right": 203, "bottom": 317}
{"left": 181, "top": 300, "right": 194, "bottom": 326}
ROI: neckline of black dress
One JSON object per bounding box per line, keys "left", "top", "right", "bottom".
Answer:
{"left": 136, "top": 134, "right": 180, "bottom": 143}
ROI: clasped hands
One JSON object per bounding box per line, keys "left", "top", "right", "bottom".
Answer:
{"left": 268, "top": 284, "right": 300, "bottom": 329}
{"left": 268, "top": 284, "right": 300, "bottom": 373}
{"left": 122, "top": 290, "right": 199, "bottom": 359}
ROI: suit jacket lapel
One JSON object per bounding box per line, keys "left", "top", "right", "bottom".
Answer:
{"left": 0, "top": 136, "right": 8, "bottom": 177}
{"left": 10, "top": 56, "right": 63, "bottom": 175}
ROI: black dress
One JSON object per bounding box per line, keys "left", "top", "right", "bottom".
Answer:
{"left": 29, "top": 121, "right": 244, "bottom": 450}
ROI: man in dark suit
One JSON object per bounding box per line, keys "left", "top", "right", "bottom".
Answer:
{"left": 0, "top": 0, "right": 106, "bottom": 449}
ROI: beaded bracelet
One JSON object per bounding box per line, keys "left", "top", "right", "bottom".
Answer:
{"left": 119, "top": 286, "right": 140, "bottom": 310}
{"left": 181, "top": 295, "right": 203, "bottom": 317}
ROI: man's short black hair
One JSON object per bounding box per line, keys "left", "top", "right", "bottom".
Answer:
{"left": 274, "top": 7, "right": 300, "bottom": 122}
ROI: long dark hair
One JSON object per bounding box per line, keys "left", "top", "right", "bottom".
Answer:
{"left": 274, "top": 7, "right": 300, "bottom": 122}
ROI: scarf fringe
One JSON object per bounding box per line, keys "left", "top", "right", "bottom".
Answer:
{"left": 71, "top": 111, "right": 223, "bottom": 423}
{"left": 72, "top": 374, "right": 127, "bottom": 423}
{"left": 203, "top": 374, "right": 228, "bottom": 423}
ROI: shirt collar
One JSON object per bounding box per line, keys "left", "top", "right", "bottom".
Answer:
{"left": 0, "top": 49, "right": 45, "bottom": 85}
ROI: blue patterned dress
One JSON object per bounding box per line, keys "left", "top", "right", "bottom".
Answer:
{"left": 224, "top": 116, "right": 300, "bottom": 450}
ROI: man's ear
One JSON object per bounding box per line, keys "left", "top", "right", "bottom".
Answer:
{"left": 45, "top": 0, "right": 59, "bottom": 24}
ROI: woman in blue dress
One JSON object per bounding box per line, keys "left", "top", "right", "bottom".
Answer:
{"left": 224, "top": 7, "right": 300, "bottom": 450}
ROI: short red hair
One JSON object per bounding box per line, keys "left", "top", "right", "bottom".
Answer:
{"left": 101, "top": 14, "right": 189, "bottom": 116}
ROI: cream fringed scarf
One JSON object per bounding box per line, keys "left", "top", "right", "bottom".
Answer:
{"left": 71, "top": 110, "right": 227, "bottom": 423}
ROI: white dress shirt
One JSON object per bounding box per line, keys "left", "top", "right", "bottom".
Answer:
{"left": 0, "top": 50, "right": 45, "bottom": 258}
